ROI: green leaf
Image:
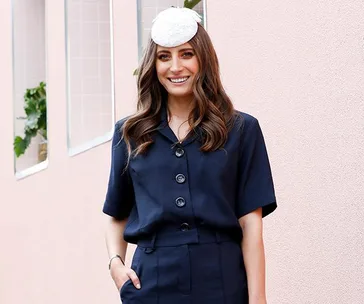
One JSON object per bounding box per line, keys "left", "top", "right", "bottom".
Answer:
{"left": 13, "top": 136, "right": 27, "bottom": 157}
{"left": 24, "top": 112, "right": 41, "bottom": 130}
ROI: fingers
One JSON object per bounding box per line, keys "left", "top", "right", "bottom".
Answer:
{"left": 113, "top": 266, "right": 141, "bottom": 291}
{"left": 127, "top": 269, "right": 141, "bottom": 289}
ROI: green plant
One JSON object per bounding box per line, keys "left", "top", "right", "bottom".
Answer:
{"left": 13, "top": 81, "right": 47, "bottom": 158}
{"left": 183, "top": 0, "right": 202, "bottom": 9}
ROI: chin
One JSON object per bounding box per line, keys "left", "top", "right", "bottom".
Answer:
{"left": 166, "top": 88, "right": 193, "bottom": 98}
{"left": 169, "top": 93, "right": 194, "bottom": 99}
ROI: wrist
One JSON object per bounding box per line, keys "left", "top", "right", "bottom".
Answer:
{"left": 249, "top": 296, "right": 267, "bottom": 304}
{"left": 108, "top": 254, "right": 125, "bottom": 270}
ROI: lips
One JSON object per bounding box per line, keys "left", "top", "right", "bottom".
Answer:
{"left": 168, "top": 76, "right": 189, "bottom": 84}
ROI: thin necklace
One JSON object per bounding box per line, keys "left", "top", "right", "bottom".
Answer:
{"left": 177, "top": 120, "right": 189, "bottom": 142}
{"left": 168, "top": 114, "right": 189, "bottom": 142}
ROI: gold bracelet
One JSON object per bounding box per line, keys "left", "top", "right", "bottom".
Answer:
{"left": 108, "top": 254, "right": 125, "bottom": 270}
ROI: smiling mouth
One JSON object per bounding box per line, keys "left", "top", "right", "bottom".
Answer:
{"left": 168, "top": 77, "right": 189, "bottom": 84}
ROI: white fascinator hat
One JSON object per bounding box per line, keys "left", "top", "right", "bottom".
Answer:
{"left": 151, "top": 7, "right": 202, "bottom": 47}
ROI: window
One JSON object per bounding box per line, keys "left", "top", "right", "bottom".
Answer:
{"left": 12, "top": 0, "right": 48, "bottom": 178}
{"left": 65, "top": 0, "right": 115, "bottom": 156}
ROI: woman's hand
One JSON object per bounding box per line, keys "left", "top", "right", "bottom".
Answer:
{"left": 110, "top": 258, "right": 141, "bottom": 291}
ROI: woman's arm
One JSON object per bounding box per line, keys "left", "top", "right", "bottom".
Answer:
{"left": 239, "top": 207, "right": 267, "bottom": 304}
{"left": 104, "top": 215, "right": 141, "bottom": 290}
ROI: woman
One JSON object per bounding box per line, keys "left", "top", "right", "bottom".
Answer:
{"left": 103, "top": 7, "right": 277, "bottom": 304}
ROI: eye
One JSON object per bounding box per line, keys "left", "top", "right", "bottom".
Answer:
{"left": 157, "top": 53, "right": 170, "bottom": 61}
{"left": 182, "top": 51, "right": 194, "bottom": 58}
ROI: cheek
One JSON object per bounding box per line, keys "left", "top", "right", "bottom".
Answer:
{"left": 156, "top": 63, "right": 168, "bottom": 78}
{"left": 156, "top": 66, "right": 168, "bottom": 87}
{"left": 189, "top": 58, "right": 200, "bottom": 74}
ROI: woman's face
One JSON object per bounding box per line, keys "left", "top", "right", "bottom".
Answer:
{"left": 155, "top": 42, "right": 199, "bottom": 100}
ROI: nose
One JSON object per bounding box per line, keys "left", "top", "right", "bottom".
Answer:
{"left": 170, "top": 57, "right": 183, "bottom": 73}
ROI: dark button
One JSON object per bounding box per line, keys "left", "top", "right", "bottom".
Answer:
{"left": 180, "top": 223, "right": 190, "bottom": 231}
{"left": 175, "top": 174, "right": 186, "bottom": 184}
{"left": 175, "top": 197, "right": 186, "bottom": 207}
{"left": 175, "top": 148, "right": 185, "bottom": 158}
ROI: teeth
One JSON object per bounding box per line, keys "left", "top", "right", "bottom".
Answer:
{"left": 170, "top": 77, "right": 188, "bottom": 83}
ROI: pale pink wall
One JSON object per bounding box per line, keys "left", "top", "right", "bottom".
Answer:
{"left": 207, "top": 1, "right": 364, "bottom": 303}
{"left": 0, "top": 1, "right": 137, "bottom": 304}
{"left": 13, "top": 0, "right": 46, "bottom": 172}
{"left": 1, "top": 1, "right": 363, "bottom": 304}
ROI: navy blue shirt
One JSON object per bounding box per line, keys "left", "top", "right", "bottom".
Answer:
{"left": 103, "top": 108, "right": 277, "bottom": 244}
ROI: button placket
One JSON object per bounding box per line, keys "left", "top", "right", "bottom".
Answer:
{"left": 173, "top": 146, "right": 191, "bottom": 218}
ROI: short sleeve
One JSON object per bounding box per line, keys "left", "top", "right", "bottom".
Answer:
{"left": 236, "top": 115, "right": 277, "bottom": 219}
{"left": 102, "top": 121, "right": 135, "bottom": 220}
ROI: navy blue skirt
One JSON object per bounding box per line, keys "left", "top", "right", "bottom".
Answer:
{"left": 119, "top": 226, "right": 248, "bottom": 303}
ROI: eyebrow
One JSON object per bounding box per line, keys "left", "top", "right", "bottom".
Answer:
{"left": 156, "top": 48, "right": 194, "bottom": 55}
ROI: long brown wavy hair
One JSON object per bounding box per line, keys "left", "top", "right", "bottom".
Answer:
{"left": 122, "top": 24, "right": 238, "bottom": 160}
